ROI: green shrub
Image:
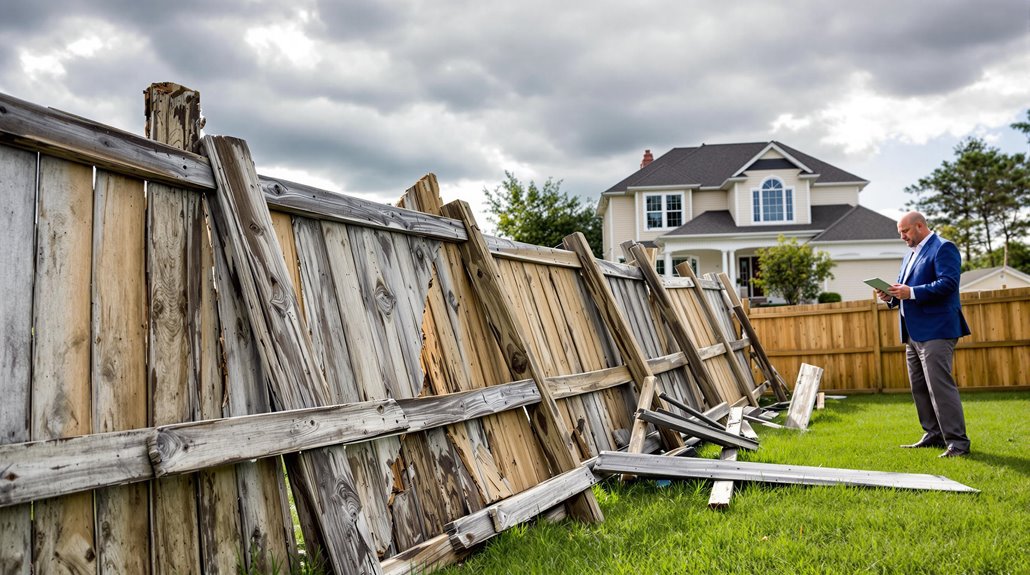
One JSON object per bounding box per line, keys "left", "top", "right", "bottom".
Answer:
{"left": 817, "top": 292, "right": 842, "bottom": 303}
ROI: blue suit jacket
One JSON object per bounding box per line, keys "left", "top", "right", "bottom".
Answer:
{"left": 890, "top": 233, "right": 971, "bottom": 343}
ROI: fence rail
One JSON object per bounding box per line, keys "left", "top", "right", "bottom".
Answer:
{"left": 747, "top": 288, "right": 1030, "bottom": 393}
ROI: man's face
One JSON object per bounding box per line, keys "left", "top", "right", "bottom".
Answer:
{"left": 898, "top": 219, "right": 924, "bottom": 248}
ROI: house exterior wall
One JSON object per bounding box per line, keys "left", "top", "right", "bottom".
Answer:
{"left": 734, "top": 169, "right": 808, "bottom": 225}
{"left": 636, "top": 188, "right": 688, "bottom": 243}
{"left": 825, "top": 258, "right": 903, "bottom": 302}
{"left": 604, "top": 194, "right": 635, "bottom": 261}
{"left": 692, "top": 189, "right": 728, "bottom": 217}
{"left": 811, "top": 185, "right": 861, "bottom": 206}
{"left": 962, "top": 272, "right": 1030, "bottom": 292}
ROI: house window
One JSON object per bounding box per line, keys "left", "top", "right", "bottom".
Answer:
{"left": 752, "top": 178, "right": 794, "bottom": 222}
{"left": 654, "top": 256, "right": 698, "bottom": 277}
{"left": 645, "top": 193, "right": 684, "bottom": 229}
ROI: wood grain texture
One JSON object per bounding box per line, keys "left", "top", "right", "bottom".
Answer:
{"left": 708, "top": 406, "right": 744, "bottom": 509}
{"left": 91, "top": 169, "right": 151, "bottom": 574}
{"left": 784, "top": 363, "right": 824, "bottom": 430}
{"left": 203, "top": 135, "right": 380, "bottom": 575}
{"left": 594, "top": 452, "right": 979, "bottom": 493}
{"left": 441, "top": 201, "right": 602, "bottom": 523}
{"left": 0, "top": 91, "right": 213, "bottom": 190}
{"left": 0, "top": 144, "right": 35, "bottom": 575}
{"left": 32, "top": 154, "right": 97, "bottom": 574}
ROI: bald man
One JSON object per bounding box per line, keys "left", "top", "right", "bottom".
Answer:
{"left": 877, "top": 211, "right": 971, "bottom": 457}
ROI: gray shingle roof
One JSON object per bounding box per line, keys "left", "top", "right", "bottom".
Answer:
{"left": 811, "top": 205, "right": 899, "bottom": 241}
{"left": 662, "top": 204, "right": 856, "bottom": 237}
{"left": 603, "top": 141, "right": 866, "bottom": 194}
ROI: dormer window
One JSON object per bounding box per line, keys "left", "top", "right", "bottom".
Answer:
{"left": 645, "top": 193, "right": 683, "bottom": 229}
{"left": 752, "top": 177, "right": 794, "bottom": 222}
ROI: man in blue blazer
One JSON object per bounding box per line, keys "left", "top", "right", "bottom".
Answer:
{"left": 877, "top": 211, "right": 971, "bottom": 457}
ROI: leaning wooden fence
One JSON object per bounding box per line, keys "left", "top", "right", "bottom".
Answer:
{"left": 0, "top": 85, "right": 768, "bottom": 575}
{"left": 747, "top": 288, "right": 1030, "bottom": 393}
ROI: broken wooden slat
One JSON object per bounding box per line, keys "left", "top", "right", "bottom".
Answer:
{"left": 708, "top": 407, "right": 744, "bottom": 509}
{"left": 658, "top": 392, "right": 725, "bottom": 430}
{"left": 636, "top": 410, "right": 759, "bottom": 451}
{"left": 150, "top": 400, "right": 408, "bottom": 476}
{"left": 440, "top": 200, "right": 602, "bottom": 523}
{"left": 445, "top": 468, "right": 596, "bottom": 550}
{"left": 563, "top": 233, "right": 682, "bottom": 452}
{"left": 379, "top": 534, "right": 468, "bottom": 575}
{"left": 593, "top": 452, "right": 980, "bottom": 493}
{"left": 203, "top": 134, "right": 380, "bottom": 575}
{"left": 677, "top": 263, "right": 759, "bottom": 407}
{"left": 625, "top": 242, "right": 722, "bottom": 408}
{"left": 716, "top": 272, "right": 789, "bottom": 401}
{"left": 784, "top": 363, "right": 825, "bottom": 430}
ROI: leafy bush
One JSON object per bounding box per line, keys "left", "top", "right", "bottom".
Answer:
{"left": 818, "top": 292, "right": 842, "bottom": 303}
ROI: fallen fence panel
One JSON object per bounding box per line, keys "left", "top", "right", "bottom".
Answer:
{"left": 593, "top": 452, "right": 980, "bottom": 493}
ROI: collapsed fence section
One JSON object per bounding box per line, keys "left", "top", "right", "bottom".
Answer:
{"left": 0, "top": 85, "right": 770, "bottom": 575}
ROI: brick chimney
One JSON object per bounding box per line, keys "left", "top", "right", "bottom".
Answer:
{"left": 640, "top": 149, "right": 654, "bottom": 169}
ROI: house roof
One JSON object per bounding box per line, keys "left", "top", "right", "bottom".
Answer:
{"left": 603, "top": 141, "right": 867, "bottom": 195}
{"left": 810, "top": 205, "right": 899, "bottom": 242}
{"left": 663, "top": 204, "right": 867, "bottom": 238}
{"left": 960, "top": 265, "right": 1030, "bottom": 288}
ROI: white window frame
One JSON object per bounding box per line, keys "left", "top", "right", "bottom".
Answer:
{"left": 751, "top": 177, "right": 795, "bottom": 224}
{"left": 643, "top": 192, "right": 685, "bottom": 230}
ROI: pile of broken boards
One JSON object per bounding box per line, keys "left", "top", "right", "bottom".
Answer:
{"left": 589, "top": 365, "right": 978, "bottom": 512}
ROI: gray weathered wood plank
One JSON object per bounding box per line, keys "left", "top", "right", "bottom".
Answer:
{"left": 0, "top": 144, "right": 35, "bottom": 575}
{"left": 150, "top": 400, "right": 408, "bottom": 476}
{"left": 785, "top": 363, "right": 824, "bottom": 430}
{"left": 636, "top": 410, "right": 758, "bottom": 451}
{"left": 708, "top": 406, "right": 744, "bottom": 509}
{"left": 593, "top": 452, "right": 980, "bottom": 493}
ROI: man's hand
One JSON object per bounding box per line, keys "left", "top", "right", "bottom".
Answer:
{"left": 888, "top": 284, "right": 911, "bottom": 300}
{"left": 876, "top": 289, "right": 892, "bottom": 303}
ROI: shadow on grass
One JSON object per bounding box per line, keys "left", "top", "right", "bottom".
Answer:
{"left": 968, "top": 451, "right": 1030, "bottom": 478}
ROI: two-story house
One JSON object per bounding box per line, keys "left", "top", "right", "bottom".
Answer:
{"left": 597, "top": 141, "right": 905, "bottom": 302}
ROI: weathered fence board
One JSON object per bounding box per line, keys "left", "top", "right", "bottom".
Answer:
{"left": 0, "top": 143, "right": 35, "bottom": 575}
{"left": 92, "top": 169, "right": 151, "bottom": 574}
{"left": 32, "top": 155, "right": 97, "bottom": 574}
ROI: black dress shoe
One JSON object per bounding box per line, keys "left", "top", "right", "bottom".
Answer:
{"left": 939, "top": 447, "right": 970, "bottom": 458}
{"left": 901, "top": 438, "right": 947, "bottom": 449}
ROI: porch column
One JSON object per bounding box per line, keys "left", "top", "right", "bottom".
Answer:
{"left": 727, "top": 249, "right": 736, "bottom": 287}
{"left": 663, "top": 251, "right": 673, "bottom": 278}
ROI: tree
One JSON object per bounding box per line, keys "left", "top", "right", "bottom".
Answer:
{"left": 484, "top": 171, "right": 602, "bottom": 257}
{"left": 753, "top": 235, "right": 835, "bottom": 305}
{"left": 905, "top": 132, "right": 1029, "bottom": 267}
{"left": 1011, "top": 109, "right": 1030, "bottom": 141}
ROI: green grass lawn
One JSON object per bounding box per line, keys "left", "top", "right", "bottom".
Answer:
{"left": 435, "top": 391, "right": 1030, "bottom": 575}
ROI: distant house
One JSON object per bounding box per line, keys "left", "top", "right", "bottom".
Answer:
{"left": 597, "top": 142, "right": 905, "bottom": 302}
{"left": 960, "top": 265, "right": 1030, "bottom": 291}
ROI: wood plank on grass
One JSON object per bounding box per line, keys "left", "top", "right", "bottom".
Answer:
{"left": 784, "top": 363, "right": 824, "bottom": 430}
{"left": 708, "top": 406, "right": 744, "bottom": 509}
{"left": 636, "top": 410, "right": 758, "bottom": 451}
{"left": 593, "top": 452, "right": 980, "bottom": 493}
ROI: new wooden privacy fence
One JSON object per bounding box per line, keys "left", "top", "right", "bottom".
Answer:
{"left": 0, "top": 84, "right": 770, "bottom": 575}
{"left": 747, "top": 287, "right": 1030, "bottom": 393}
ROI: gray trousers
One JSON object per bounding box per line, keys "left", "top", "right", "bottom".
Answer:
{"left": 906, "top": 338, "right": 970, "bottom": 451}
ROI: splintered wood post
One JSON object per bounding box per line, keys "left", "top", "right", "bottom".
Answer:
{"left": 562, "top": 233, "right": 683, "bottom": 453}
{"left": 678, "top": 264, "right": 759, "bottom": 407}
{"left": 708, "top": 406, "right": 744, "bottom": 509}
{"left": 716, "top": 272, "right": 788, "bottom": 401}
{"left": 145, "top": 82, "right": 205, "bottom": 574}
{"left": 784, "top": 363, "right": 824, "bottom": 430}
{"left": 203, "top": 134, "right": 382, "bottom": 574}
{"left": 439, "top": 200, "right": 603, "bottom": 524}
{"left": 624, "top": 241, "right": 722, "bottom": 407}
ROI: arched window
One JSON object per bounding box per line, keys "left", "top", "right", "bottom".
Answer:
{"left": 752, "top": 177, "right": 794, "bottom": 222}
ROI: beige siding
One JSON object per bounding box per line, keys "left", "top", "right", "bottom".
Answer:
{"left": 812, "top": 185, "right": 860, "bottom": 206}
{"left": 962, "top": 273, "right": 1030, "bottom": 292}
{"left": 605, "top": 195, "right": 636, "bottom": 260}
{"left": 692, "top": 190, "right": 728, "bottom": 217}
{"left": 826, "top": 259, "right": 903, "bottom": 302}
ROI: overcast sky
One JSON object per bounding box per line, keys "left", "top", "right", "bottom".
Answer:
{"left": 2, "top": 1, "right": 1027, "bottom": 230}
